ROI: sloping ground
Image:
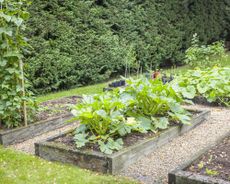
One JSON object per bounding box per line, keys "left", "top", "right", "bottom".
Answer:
{"left": 120, "top": 105, "right": 230, "bottom": 184}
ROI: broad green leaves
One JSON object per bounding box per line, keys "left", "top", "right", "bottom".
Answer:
{"left": 74, "top": 133, "right": 89, "bottom": 148}
{"left": 99, "top": 139, "right": 123, "bottom": 155}
{"left": 71, "top": 78, "right": 191, "bottom": 154}
{"left": 181, "top": 85, "right": 196, "bottom": 99}
{"left": 154, "top": 117, "right": 169, "bottom": 130}
{"left": 171, "top": 67, "right": 230, "bottom": 106}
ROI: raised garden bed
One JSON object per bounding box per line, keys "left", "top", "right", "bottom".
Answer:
{"left": 168, "top": 132, "right": 230, "bottom": 184}
{"left": 0, "top": 96, "right": 82, "bottom": 146}
{"left": 35, "top": 109, "right": 210, "bottom": 174}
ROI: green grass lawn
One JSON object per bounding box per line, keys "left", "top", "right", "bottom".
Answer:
{"left": 38, "top": 53, "right": 230, "bottom": 103}
{"left": 0, "top": 146, "right": 137, "bottom": 184}
{"left": 38, "top": 82, "right": 107, "bottom": 103}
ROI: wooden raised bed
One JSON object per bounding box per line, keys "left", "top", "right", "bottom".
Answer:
{"left": 35, "top": 109, "right": 210, "bottom": 174}
{"left": 0, "top": 96, "right": 82, "bottom": 146}
{"left": 0, "top": 113, "right": 73, "bottom": 146}
{"left": 168, "top": 132, "right": 230, "bottom": 184}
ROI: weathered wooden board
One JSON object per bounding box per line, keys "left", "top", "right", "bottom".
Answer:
{"left": 0, "top": 114, "right": 73, "bottom": 146}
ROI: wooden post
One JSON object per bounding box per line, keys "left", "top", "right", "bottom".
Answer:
{"left": 19, "top": 59, "right": 28, "bottom": 127}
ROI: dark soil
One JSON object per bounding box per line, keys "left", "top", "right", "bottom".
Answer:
{"left": 36, "top": 96, "right": 82, "bottom": 121}
{"left": 193, "top": 96, "right": 230, "bottom": 107}
{"left": 53, "top": 130, "right": 159, "bottom": 153}
{"left": 52, "top": 111, "right": 198, "bottom": 153}
{"left": 186, "top": 136, "right": 230, "bottom": 182}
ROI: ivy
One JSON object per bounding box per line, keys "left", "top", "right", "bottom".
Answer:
{"left": 0, "top": 0, "right": 36, "bottom": 128}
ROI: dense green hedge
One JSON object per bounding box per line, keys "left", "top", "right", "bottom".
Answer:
{"left": 25, "top": 0, "right": 230, "bottom": 93}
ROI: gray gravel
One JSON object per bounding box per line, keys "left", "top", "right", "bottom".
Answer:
{"left": 120, "top": 105, "right": 230, "bottom": 184}
{"left": 9, "top": 122, "right": 78, "bottom": 154}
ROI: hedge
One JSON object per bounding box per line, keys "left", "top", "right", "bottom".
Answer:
{"left": 25, "top": 0, "right": 230, "bottom": 93}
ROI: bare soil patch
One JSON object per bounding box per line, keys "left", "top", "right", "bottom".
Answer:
{"left": 187, "top": 136, "right": 230, "bottom": 182}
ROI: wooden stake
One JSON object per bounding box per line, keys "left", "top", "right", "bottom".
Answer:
{"left": 125, "top": 60, "right": 128, "bottom": 78}
{"left": 19, "top": 59, "right": 27, "bottom": 127}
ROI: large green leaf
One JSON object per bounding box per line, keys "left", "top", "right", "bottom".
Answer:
{"left": 136, "top": 116, "right": 153, "bottom": 131}
{"left": 0, "top": 27, "right": 13, "bottom": 36}
{"left": 154, "top": 117, "right": 169, "bottom": 130}
{"left": 197, "top": 82, "right": 209, "bottom": 94}
{"left": 0, "top": 12, "right": 11, "bottom": 22}
{"left": 74, "top": 133, "right": 89, "bottom": 148}
{"left": 181, "top": 85, "right": 196, "bottom": 99}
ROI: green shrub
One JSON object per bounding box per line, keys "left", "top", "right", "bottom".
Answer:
{"left": 185, "top": 34, "right": 226, "bottom": 68}
{"left": 25, "top": 0, "right": 136, "bottom": 93}
{"left": 25, "top": 0, "right": 230, "bottom": 93}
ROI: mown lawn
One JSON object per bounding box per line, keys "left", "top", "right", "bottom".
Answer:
{"left": 37, "top": 82, "right": 107, "bottom": 103}
{"left": 38, "top": 53, "right": 230, "bottom": 103}
{"left": 0, "top": 146, "right": 137, "bottom": 184}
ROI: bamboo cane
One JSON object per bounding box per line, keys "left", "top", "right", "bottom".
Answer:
{"left": 19, "top": 59, "right": 28, "bottom": 127}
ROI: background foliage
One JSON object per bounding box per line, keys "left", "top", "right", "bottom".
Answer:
{"left": 185, "top": 34, "right": 226, "bottom": 68}
{"left": 25, "top": 0, "right": 230, "bottom": 93}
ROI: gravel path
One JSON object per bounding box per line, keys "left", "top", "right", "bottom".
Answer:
{"left": 9, "top": 122, "right": 78, "bottom": 154}
{"left": 120, "top": 105, "right": 230, "bottom": 184}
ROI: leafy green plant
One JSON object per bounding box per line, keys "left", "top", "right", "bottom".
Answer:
{"left": 185, "top": 34, "right": 226, "bottom": 68}
{"left": 205, "top": 168, "right": 219, "bottom": 176}
{"left": 71, "top": 94, "right": 133, "bottom": 154}
{"left": 197, "top": 162, "right": 204, "bottom": 170}
{"left": 171, "top": 67, "right": 230, "bottom": 106}
{"left": 0, "top": 0, "right": 36, "bottom": 128}
{"left": 71, "top": 78, "right": 191, "bottom": 154}
{"left": 122, "top": 78, "right": 191, "bottom": 126}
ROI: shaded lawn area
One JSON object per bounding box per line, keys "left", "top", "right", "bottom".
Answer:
{"left": 38, "top": 53, "right": 230, "bottom": 103}
{"left": 38, "top": 82, "right": 107, "bottom": 103}
{"left": 0, "top": 146, "right": 137, "bottom": 184}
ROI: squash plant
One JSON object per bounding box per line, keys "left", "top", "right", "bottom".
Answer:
{"left": 0, "top": 0, "right": 35, "bottom": 128}
{"left": 71, "top": 78, "right": 191, "bottom": 154}
{"left": 71, "top": 93, "right": 140, "bottom": 154}
{"left": 122, "top": 78, "right": 191, "bottom": 126}
{"left": 171, "top": 67, "right": 230, "bottom": 107}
